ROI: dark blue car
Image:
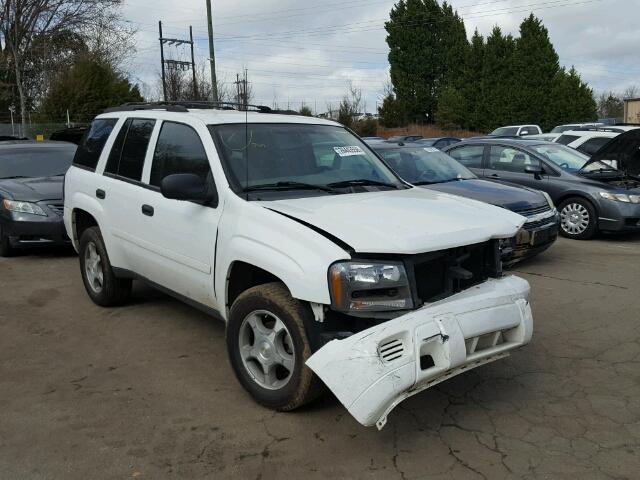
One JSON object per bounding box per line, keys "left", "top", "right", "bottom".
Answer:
{"left": 370, "top": 142, "right": 559, "bottom": 264}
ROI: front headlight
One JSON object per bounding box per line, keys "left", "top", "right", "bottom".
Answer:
{"left": 2, "top": 199, "right": 47, "bottom": 216}
{"left": 599, "top": 192, "right": 640, "bottom": 204}
{"left": 329, "top": 261, "right": 414, "bottom": 312}
{"left": 541, "top": 191, "right": 555, "bottom": 209}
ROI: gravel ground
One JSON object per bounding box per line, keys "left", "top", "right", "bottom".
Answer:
{"left": 1, "top": 235, "right": 639, "bottom": 479}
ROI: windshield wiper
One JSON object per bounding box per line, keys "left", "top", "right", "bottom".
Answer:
{"left": 326, "top": 179, "right": 400, "bottom": 189}
{"left": 0, "top": 175, "right": 28, "bottom": 179}
{"left": 243, "top": 181, "right": 336, "bottom": 193}
{"left": 414, "top": 177, "right": 464, "bottom": 186}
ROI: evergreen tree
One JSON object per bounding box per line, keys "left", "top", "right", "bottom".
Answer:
{"left": 544, "top": 67, "right": 597, "bottom": 129}
{"left": 386, "top": 0, "right": 445, "bottom": 123}
{"left": 41, "top": 56, "right": 142, "bottom": 122}
{"left": 477, "top": 27, "right": 516, "bottom": 130}
{"left": 511, "top": 14, "right": 560, "bottom": 124}
{"left": 460, "top": 29, "right": 485, "bottom": 130}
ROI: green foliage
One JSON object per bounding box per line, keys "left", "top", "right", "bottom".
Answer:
{"left": 597, "top": 91, "right": 624, "bottom": 118}
{"left": 385, "top": 0, "right": 467, "bottom": 124}
{"left": 378, "top": 93, "right": 407, "bottom": 128}
{"left": 299, "top": 105, "right": 313, "bottom": 116}
{"left": 353, "top": 118, "right": 378, "bottom": 136}
{"left": 41, "top": 56, "right": 142, "bottom": 122}
{"left": 388, "top": 4, "right": 597, "bottom": 132}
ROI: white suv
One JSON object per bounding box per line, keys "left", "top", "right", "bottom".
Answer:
{"left": 64, "top": 103, "right": 533, "bottom": 429}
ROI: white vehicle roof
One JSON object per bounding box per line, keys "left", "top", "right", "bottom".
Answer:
{"left": 97, "top": 107, "right": 340, "bottom": 127}
{"left": 558, "top": 130, "right": 619, "bottom": 140}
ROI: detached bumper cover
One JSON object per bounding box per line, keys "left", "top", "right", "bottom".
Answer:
{"left": 306, "top": 275, "right": 532, "bottom": 429}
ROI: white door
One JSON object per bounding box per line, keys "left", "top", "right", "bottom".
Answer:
{"left": 135, "top": 120, "right": 222, "bottom": 308}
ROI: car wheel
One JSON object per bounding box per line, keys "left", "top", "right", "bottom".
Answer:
{"left": 559, "top": 197, "right": 597, "bottom": 240}
{"left": 0, "top": 226, "right": 13, "bottom": 257}
{"left": 227, "top": 282, "right": 324, "bottom": 411}
{"left": 79, "top": 226, "right": 132, "bottom": 306}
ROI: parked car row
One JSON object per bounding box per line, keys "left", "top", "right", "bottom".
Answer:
{"left": 1, "top": 105, "right": 637, "bottom": 430}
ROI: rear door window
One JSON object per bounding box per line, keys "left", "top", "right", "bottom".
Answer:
{"left": 73, "top": 118, "right": 117, "bottom": 170}
{"left": 105, "top": 118, "right": 156, "bottom": 181}
{"left": 447, "top": 145, "right": 485, "bottom": 168}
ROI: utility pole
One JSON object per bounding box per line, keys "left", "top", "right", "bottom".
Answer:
{"left": 159, "top": 22, "right": 197, "bottom": 101}
{"left": 190, "top": 26, "right": 197, "bottom": 99}
{"left": 159, "top": 21, "right": 167, "bottom": 101}
{"left": 206, "top": 0, "right": 218, "bottom": 102}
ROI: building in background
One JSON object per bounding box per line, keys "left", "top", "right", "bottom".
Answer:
{"left": 624, "top": 98, "right": 640, "bottom": 124}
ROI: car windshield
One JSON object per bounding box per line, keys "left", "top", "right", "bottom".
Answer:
{"left": 551, "top": 125, "right": 573, "bottom": 133}
{"left": 209, "top": 124, "right": 405, "bottom": 198}
{"left": 530, "top": 144, "right": 613, "bottom": 172}
{"left": 491, "top": 127, "right": 519, "bottom": 136}
{"left": 0, "top": 145, "right": 77, "bottom": 178}
{"left": 376, "top": 147, "right": 476, "bottom": 184}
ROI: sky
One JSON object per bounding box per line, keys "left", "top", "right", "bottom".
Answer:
{"left": 121, "top": 0, "right": 640, "bottom": 114}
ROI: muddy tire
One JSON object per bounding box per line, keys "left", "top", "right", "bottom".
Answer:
{"left": 79, "top": 226, "right": 132, "bottom": 307}
{"left": 226, "top": 282, "right": 325, "bottom": 411}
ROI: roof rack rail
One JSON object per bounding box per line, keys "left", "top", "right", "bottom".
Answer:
{"left": 103, "top": 101, "right": 275, "bottom": 114}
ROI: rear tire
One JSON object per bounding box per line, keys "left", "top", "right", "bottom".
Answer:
{"left": 79, "top": 226, "right": 131, "bottom": 306}
{"left": 226, "top": 282, "right": 324, "bottom": 411}
{"left": 559, "top": 197, "right": 597, "bottom": 240}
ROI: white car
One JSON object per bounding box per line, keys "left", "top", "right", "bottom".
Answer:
{"left": 550, "top": 122, "right": 603, "bottom": 133}
{"left": 63, "top": 102, "right": 533, "bottom": 429}
{"left": 490, "top": 125, "right": 542, "bottom": 137}
{"left": 555, "top": 130, "right": 619, "bottom": 156}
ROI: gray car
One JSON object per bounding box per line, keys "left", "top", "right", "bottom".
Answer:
{"left": 443, "top": 138, "right": 640, "bottom": 240}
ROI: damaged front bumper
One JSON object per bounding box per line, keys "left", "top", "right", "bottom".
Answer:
{"left": 306, "top": 275, "right": 533, "bottom": 429}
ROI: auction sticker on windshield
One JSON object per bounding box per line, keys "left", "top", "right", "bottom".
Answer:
{"left": 334, "top": 146, "right": 366, "bottom": 157}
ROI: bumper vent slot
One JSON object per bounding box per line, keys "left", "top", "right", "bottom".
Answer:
{"left": 378, "top": 338, "right": 404, "bottom": 363}
{"left": 465, "top": 330, "right": 505, "bottom": 355}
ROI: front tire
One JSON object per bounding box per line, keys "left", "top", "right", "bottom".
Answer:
{"left": 0, "top": 227, "right": 13, "bottom": 257}
{"left": 559, "top": 197, "right": 597, "bottom": 240}
{"left": 226, "top": 282, "right": 324, "bottom": 411}
{"left": 79, "top": 226, "right": 132, "bottom": 306}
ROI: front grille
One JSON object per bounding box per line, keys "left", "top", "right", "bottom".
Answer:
{"left": 48, "top": 203, "right": 64, "bottom": 215}
{"left": 513, "top": 205, "right": 550, "bottom": 217}
{"left": 524, "top": 217, "right": 557, "bottom": 230}
{"left": 409, "top": 241, "right": 501, "bottom": 306}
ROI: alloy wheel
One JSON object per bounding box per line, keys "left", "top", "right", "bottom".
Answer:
{"left": 84, "top": 242, "right": 104, "bottom": 293}
{"left": 560, "top": 203, "right": 590, "bottom": 236}
{"left": 239, "top": 310, "right": 295, "bottom": 390}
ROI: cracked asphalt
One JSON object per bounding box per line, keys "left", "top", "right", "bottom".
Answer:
{"left": 1, "top": 235, "right": 639, "bottom": 479}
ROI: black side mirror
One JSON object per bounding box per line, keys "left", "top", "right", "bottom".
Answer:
{"left": 161, "top": 173, "right": 217, "bottom": 206}
{"left": 524, "top": 165, "right": 544, "bottom": 179}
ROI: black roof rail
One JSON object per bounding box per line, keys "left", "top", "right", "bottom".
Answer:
{"left": 102, "top": 101, "right": 275, "bottom": 114}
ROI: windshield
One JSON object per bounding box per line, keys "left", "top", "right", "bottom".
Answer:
{"left": 530, "top": 144, "right": 613, "bottom": 173}
{"left": 551, "top": 125, "right": 574, "bottom": 133}
{"left": 209, "top": 124, "right": 405, "bottom": 198}
{"left": 375, "top": 147, "right": 476, "bottom": 184}
{"left": 0, "top": 145, "right": 77, "bottom": 179}
{"left": 491, "top": 127, "right": 519, "bottom": 136}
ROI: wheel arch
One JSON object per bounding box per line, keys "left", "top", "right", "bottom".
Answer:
{"left": 225, "top": 261, "right": 289, "bottom": 315}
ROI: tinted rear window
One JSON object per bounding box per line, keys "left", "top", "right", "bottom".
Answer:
{"left": 73, "top": 119, "right": 117, "bottom": 170}
{"left": 556, "top": 134, "right": 580, "bottom": 145}
{"left": 577, "top": 137, "right": 611, "bottom": 156}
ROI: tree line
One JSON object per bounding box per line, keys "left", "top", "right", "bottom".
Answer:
{"left": 379, "top": 0, "right": 598, "bottom": 132}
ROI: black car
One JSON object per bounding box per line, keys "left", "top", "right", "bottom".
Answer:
{"left": 0, "top": 141, "right": 77, "bottom": 256}
{"left": 387, "top": 135, "right": 424, "bottom": 142}
{"left": 443, "top": 138, "right": 640, "bottom": 240}
{"left": 370, "top": 142, "right": 558, "bottom": 264}
{"left": 415, "top": 137, "right": 461, "bottom": 149}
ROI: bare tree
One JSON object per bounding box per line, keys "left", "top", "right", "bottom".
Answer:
{"left": 338, "top": 82, "right": 363, "bottom": 127}
{"left": 1, "top": 0, "right": 126, "bottom": 131}
{"left": 156, "top": 65, "right": 231, "bottom": 103}
{"left": 623, "top": 85, "right": 639, "bottom": 100}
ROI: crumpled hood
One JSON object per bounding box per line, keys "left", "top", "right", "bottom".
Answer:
{"left": 0, "top": 176, "right": 63, "bottom": 202}
{"left": 261, "top": 188, "right": 526, "bottom": 254}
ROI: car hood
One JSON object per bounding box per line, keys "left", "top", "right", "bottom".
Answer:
{"left": 0, "top": 176, "right": 64, "bottom": 202}
{"left": 422, "top": 179, "right": 547, "bottom": 212}
{"left": 584, "top": 128, "right": 640, "bottom": 176}
{"left": 261, "top": 187, "right": 526, "bottom": 254}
